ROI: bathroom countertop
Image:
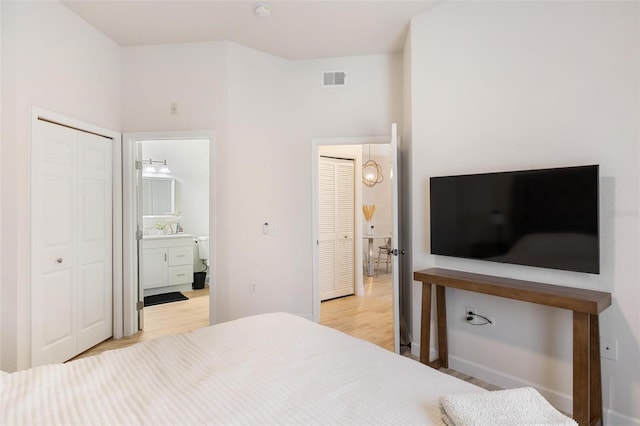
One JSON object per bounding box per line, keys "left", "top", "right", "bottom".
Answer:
{"left": 143, "top": 233, "right": 194, "bottom": 240}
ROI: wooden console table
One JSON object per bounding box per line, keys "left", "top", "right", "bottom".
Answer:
{"left": 414, "top": 268, "right": 612, "bottom": 426}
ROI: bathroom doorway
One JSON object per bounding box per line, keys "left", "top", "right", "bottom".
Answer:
{"left": 122, "top": 131, "right": 216, "bottom": 338}
{"left": 137, "top": 138, "right": 210, "bottom": 334}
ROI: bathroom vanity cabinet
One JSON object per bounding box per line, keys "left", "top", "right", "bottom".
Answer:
{"left": 142, "top": 234, "right": 194, "bottom": 296}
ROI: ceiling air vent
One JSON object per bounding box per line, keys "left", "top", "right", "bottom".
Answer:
{"left": 322, "top": 71, "right": 346, "bottom": 87}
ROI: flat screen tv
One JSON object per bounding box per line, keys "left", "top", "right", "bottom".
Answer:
{"left": 430, "top": 165, "right": 599, "bottom": 274}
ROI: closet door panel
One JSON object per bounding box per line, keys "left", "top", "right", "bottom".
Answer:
{"left": 32, "top": 122, "right": 78, "bottom": 366}
{"left": 76, "top": 133, "right": 112, "bottom": 352}
{"left": 334, "top": 160, "right": 355, "bottom": 298}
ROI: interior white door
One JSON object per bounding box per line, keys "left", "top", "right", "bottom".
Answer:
{"left": 75, "top": 131, "right": 113, "bottom": 354}
{"left": 136, "top": 142, "right": 145, "bottom": 330}
{"left": 389, "top": 123, "right": 401, "bottom": 353}
{"left": 319, "top": 156, "right": 355, "bottom": 301}
{"left": 31, "top": 119, "right": 113, "bottom": 366}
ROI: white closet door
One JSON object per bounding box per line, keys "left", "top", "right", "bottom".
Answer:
{"left": 318, "top": 160, "right": 336, "bottom": 299}
{"left": 31, "top": 119, "right": 113, "bottom": 366}
{"left": 76, "top": 131, "right": 113, "bottom": 354}
{"left": 318, "top": 156, "right": 354, "bottom": 301}
{"left": 334, "top": 161, "right": 355, "bottom": 296}
{"left": 31, "top": 122, "right": 77, "bottom": 365}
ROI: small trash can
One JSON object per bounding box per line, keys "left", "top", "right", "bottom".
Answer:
{"left": 193, "top": 271, "right": 206, "bottom": 290}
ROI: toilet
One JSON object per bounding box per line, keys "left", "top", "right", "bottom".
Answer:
{"left": 197, "top": 236, "right": 210, "bottom": 284}
{"left": 197, "top": 236, "right": 209, "bottom": 266}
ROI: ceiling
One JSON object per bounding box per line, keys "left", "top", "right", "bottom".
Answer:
{"left": 61, "top": 1, "right": 441, "bottom": 60}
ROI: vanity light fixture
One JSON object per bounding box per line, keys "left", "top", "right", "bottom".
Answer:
{"left": 142, "top": 158, "right": 172, "bottom": 174}
{"left": 143, "top": 162, "right": 156, "bottom": 173}
{"left": 158, "top": 160, "right": 172, "bottom": 174}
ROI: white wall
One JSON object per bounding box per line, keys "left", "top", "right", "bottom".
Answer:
{"left": 122, "top": 41, "right": 228, "bottom": 133}
{"left": 295, "top": 55, "right": 402, "bottom": 138}
{"left": 409, "top": 1, "right": 640, "bottom": 423}
{"left": 204, "top": 43, "right": 298, "bottom": 320}
{"left": 0, "top": 1, "right": 122, "bottom": 372}
{"left": 122, "top": 41, "right": 403, "bottom": 324}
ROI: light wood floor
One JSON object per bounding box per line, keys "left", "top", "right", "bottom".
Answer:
{"left": 320, "top": 272, "right": 394, "bottom": 351}
{"left": 72, "top": 287, "right": 209, "bottom": 360}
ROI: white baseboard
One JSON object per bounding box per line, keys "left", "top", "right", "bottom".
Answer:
{"left": 409, "top": 342, "right": 640, "bottom": 425}
{"left": 410, "top": 342, "right": 421, "bottom": 358}
{"left": 448, "top": 354, "right": 573, "bottom": 414}
{"left": 409, "top": 342, "right": 437, "bottom": 362}
{"left": 605, "top": 410, "right": 640, "bottom": 426}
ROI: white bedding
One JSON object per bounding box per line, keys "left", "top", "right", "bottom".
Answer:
{"left": 1, "top": 312, "right": 482, "bottom": 425}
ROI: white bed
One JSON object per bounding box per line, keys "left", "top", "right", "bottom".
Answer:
{"left": 1, "top": 312, "right": 483, "bottom": 425}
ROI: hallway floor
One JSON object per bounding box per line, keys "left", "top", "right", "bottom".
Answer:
{"left": 320, "top": 272, "right": 393, "bottom": 351}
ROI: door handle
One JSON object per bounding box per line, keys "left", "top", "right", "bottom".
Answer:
{"left": 57, "top": 258, "right": 63, "bottom": 264}
{"left": 164, "top": 253, "right": 167, "bottom": 261}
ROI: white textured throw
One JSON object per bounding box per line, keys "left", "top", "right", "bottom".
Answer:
{"left": 440, "top": 387, "right": 577, "bottom": 426}
{"left": 2, "top": 313, "right": 482, "bottom": 425}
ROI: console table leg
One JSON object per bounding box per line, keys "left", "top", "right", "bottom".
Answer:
{"left": 573, "top": 312, "right": 590, "bottom": 426}
{"left": 420, "top": 282, "right": 433, "bottom": 365}
{"left": 436, "top": 285, "right": 448, "bottom": 369}
{"left": 589, "top": 314, "right": 603, "bottom": 426}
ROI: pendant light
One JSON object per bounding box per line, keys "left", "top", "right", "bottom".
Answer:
{"left": 362, "top": 145, "right": 383, "bottom": 187}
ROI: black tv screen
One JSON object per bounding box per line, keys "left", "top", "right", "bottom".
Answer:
{"left": 430, "top": 165, "right": 599, "bottom": 274}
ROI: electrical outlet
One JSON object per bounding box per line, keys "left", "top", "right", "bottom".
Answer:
{"left": 249, "top": 283, "right": 256, "bottom": 294}
{"left": 601, "top": 337, "right": 618, "bottom": 360}
{"left": 465, "top": 307, "right": 495, "bottom": 326}
{"left": 170, "top": 102, "right": 178, "bottom": 115}
{"left": 465, "top": 307, "right": 478, "bottom": 324}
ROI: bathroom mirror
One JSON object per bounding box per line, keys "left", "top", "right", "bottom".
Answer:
{"left": 143, "top": 176, "right": 175, "bottom": 215}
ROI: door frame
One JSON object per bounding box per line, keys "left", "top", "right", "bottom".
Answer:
{"left": 311, "top": 135, "right": 399, "bottom": 351}
{"left": 29, "top": 106, "right": 123, "bottom": 359}
{"left": 122, "top": 130, "right": 217, "bottom": 336}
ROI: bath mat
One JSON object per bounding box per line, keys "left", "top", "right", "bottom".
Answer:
{"left": 144, "top": 292, "right": 188, "bottom": 307}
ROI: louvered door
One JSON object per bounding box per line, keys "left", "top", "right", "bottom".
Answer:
{"left": 319, "top": 156, "right": 355, "bottom": 301}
